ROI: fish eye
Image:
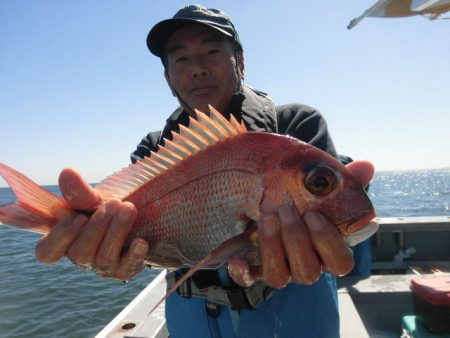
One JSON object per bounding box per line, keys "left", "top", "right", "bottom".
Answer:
{"left": 304, "top": 166, "right": 338, "bottom": 196}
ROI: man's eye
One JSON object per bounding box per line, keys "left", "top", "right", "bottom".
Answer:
{"left": 174, "top": 56, "right": 187, "bottom": 63}
{"left": 207, "top": 49, "right": 220, "bottom": 55}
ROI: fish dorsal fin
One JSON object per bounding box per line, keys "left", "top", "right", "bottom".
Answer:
{"left": 96, "top": 106, "right": 247, "bottom": 201}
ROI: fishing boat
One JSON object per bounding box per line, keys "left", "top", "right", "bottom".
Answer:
{"left": 96, "top": 216, "right": 450, "bottom": 338}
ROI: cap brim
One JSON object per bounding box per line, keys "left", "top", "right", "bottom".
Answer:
{"left": 147, "top": 18, "right": 233, "bottom": 57}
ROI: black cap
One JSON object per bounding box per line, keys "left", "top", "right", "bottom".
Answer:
{"left": 147, "top": 5, "right": 242, "bottom": 57}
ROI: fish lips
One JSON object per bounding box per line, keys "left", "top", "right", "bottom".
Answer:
{"left": 343, "top": 219, "right": 379, "bottom": 247}
{"left": 337, "top": 209, "right": 377, "bottom": 235}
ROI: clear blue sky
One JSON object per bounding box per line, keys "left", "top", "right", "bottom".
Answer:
{"left": 1, "top": 1, "right": 449, "bottom": 187}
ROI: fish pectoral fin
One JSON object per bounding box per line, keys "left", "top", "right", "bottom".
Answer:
{"left": 245, "top": 178, "right": 265, "bottom": 221}
{"left": 203, "top": 226, "right": 258, "bottom": 268}
{"left": 147, "top": 227, "right": 258, "bottom": 316}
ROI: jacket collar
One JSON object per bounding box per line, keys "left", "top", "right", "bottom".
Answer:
{"left": 165, "top": 85, "right": 277, "bottom": 133}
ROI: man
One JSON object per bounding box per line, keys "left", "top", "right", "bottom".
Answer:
{"left": 36, "top": 5, "right": 374, "bottom": 338}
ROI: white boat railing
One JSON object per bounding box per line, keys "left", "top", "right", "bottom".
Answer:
{"left": 96, "top": 270, "right": 168, "bottom": 338}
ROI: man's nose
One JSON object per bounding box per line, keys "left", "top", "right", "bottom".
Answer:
{"left": 190, "top": 57, "right": 210, "bottom": 78}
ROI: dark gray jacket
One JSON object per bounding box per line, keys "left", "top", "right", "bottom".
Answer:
{"left": 131, "top": 85, "right": 337, "bottom": 162}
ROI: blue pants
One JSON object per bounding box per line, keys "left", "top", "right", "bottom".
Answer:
{"left": 348, "top": 239, "right": 372, "bottom": 277}
{"left": 165, "top": 273, "right": 339, "bottom": 338}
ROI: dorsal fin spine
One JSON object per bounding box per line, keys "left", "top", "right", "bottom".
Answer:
{"left": 197, "top": 110, "right": 229, "bottom": 138}
{"left": 157, "top": 146, "right": 183, "bottom": 163}
{"left": 209, "top": 106, "right": 239, "bottom": 135}
{"left": 150, "top": 152, "right": 176, "bottom": 168}
{"left": 230, "top": 115, "right": 243, "bottom": 132}
{"left": 127, "top": 175, "right": 145, "bottom": 185}
{"left": 140, "top": 159, "right": 162, "bottom": 175}
{"left": 140, "top": 166, "right": 160, "bottom": 177}
{"left": 189, "top": 118, "right": 219, "bottom": 143}
{"left": 179, "top": 124, "right": 209, "bottom": 148}
{"left": 95, "top": 107, "right": 247, "bottom": 201}
{"left": 192, "top": 111, "right": 220, "bottom": 142}
{"left": 107, "top": 177, "right": 136, "bottom": 189}
{"left": 172, "top": 132, "right": 201, "bottom": 152}
{"left": 147, "top": 154, "right": 169, "bottom": 171}
{"left": 163, "top": 139, "right": 192, "bottom": 158}
{"left": 130, "top": 165, "right": 153, "bottom": 179}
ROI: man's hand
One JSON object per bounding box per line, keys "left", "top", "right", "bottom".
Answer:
{"left": 35, "top": 168, "right": 149, "bottom": 281}
{"left": 228, "top": 160, "right": 374, "bottom": 288}
{"left": 228, "top": 208, "right": 354, "bottom": 288}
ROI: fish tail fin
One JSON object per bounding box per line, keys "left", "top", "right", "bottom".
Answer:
{"left": 147, "top": 228, "right": 258, "bottom": 315}
{"left": 0, "top": 163, "right": 71, "bottom": 234}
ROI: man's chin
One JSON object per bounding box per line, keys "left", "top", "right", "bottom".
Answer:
{"left": 185, "top": 96, "right": 226, "bottom": 115}
{"left": 191, "top": 102, "right": 219, "bottom": 115}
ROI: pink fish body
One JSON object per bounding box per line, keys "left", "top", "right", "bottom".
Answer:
{"left": 0, "top": 106, "right": 376, "bottom": 272}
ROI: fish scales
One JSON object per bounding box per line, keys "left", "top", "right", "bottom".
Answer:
{"left": 125, "top": 133, "right": 266, "bottom": 268}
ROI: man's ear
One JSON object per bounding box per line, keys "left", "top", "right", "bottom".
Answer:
{"left": 237, "top": 52, "right": 245, "bottom": 79}
{"left": 164, "top": 71, "right": 177, "bottom": 97}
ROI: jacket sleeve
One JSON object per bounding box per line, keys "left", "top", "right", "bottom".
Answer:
{"left": 276, "top": 104, "right": 337, "bottom": 158}
{"left": 130, "top": 130, "right": 162, "bottom": 164}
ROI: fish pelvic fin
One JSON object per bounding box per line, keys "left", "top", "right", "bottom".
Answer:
{"left": 0, "top": 163, "right": 71, "bottom": 234}
{"left": 147, "top": 227, "right": 258, "bottom": 316}
{"left": 96, "top": 106, "right": 247, "bottom": 201}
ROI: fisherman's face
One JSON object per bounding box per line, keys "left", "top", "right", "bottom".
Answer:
{"left": 164, "top": 24, "right": 244, "bottom": 114}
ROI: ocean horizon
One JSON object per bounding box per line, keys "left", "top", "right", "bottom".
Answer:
{"left": 1, "top": 167, "right": 450, "bottom": 190}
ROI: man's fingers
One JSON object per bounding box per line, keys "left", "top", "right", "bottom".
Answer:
{"left": 38, "top": 168, "right": 145, "bottom": 282}
{"left": 259, "top": 213, "right": 291, "bottom": 288}
{"left": 95, "top": 202, "right": 137, "bottom": 276}
{"left": 59, "top": 167, "right": 102, "bottom": 211}
{"left": 65, "top": 199, "right": 143, "bottom": 281}
{"left": 227, "top": 257, "right": 258, "bottom": 287}
{"left": 278, "top": 205, "right": 322, "bottom": 284}
{"left": 66, "top": 200, "right": 121, "bottom": 265}
{"left": 304, "top": 212, "right": 354, "bottom": 276}
{"left": 115, "top": 238, "right": 149, "bottom": 281}
{"left": 36, "top": 213, "right": 88, "bottom": 263}
{"left": 345, "top": 161, "right": 375, "bottom": 187}
{"left": 231, "top": 208, "right": 355, "bottom": 289}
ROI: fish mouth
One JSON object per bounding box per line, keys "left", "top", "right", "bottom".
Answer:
{"left": 337, "top": 209, "right": 377, "bottom": 235}
{"left": 343, "top": 220, "right": 379, "bottom": 247}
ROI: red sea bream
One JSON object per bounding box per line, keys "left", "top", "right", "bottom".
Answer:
{"left": 0, "top": 106, "right": 376, "bottom": 289}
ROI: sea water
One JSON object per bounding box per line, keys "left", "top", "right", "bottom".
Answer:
{"left": 0, "top": 169, "right": 449, "bottom": 338}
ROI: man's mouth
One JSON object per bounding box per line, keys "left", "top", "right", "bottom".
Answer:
{"left": 190, "top": 85, "right": 217, "bottom": 96}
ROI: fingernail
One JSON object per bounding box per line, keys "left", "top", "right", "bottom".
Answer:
{"left": 261, "top": 214, "right": 279, "bottom": 236}
{"left": 62, "top": 178, "right": 79, "bottom": 202}
{"left": 278, "top": 205, "right": 296, "bottom": 225}
{"left": 135, "top": 241, "right": 148, "bottom": 256}
{"left": 96, "top": 266, "right": 113, "bottom": 276}
{"left": 72, "top": 214, "right": 88, "bottom": 228}
{"left": 304, "top": 212, "right": 323, "bottom": 232}
{"left": 119, "top": 204, "right": 133, "bottom": 221}
{"left": 229, "top": 264, "right": 243, "bottom": 276}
